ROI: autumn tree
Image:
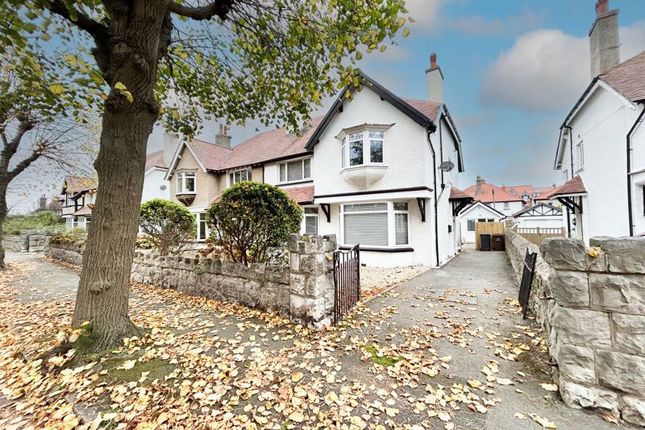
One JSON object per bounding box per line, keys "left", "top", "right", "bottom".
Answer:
{"left": 0, "top": 47, "right": 93, "bottom": 268}
{"left": 1, "top": 0, "right": 410, "bottom": 349}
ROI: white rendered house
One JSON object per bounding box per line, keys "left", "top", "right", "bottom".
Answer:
{"left": 165, "top": 54, "right": 466, "bottom": 267}
{"left": 142, "top": 133, "right": 180, "bottom": 203}
{"left": 510, "top": 203, "right": 564, "bottom": 230}
{"left": 553, "top": 1, "right": 645, "bottom": 242}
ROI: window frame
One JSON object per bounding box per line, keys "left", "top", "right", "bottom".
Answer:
{"left": 278, "top": 157, "right": 312, "bottom": 184}
{"left": 340, "top": 128, "right": 387, "bottom": 169}
{"left": 340, "top": 201, "right": 409, "bottom": 248}
{"left": 196, "top": 212, "right": 209, "bottom": 242}
{"left": 576, "top": 140, "right": 584, "bottom": 172}
{"left": 177, "top": 170, "right": 197, "bottom": 194}
{"left": 467, "top": 219, "right": 475, "bottom": 232}
{"left": 303, "top": 206, "right": 319, "bottom": 236}
{"left": 228, "top": 167, "right": 252, "bottom": 187}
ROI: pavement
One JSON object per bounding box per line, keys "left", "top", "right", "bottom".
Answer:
{"left": 1, "top": 250, "right": 630, "bottom": 429}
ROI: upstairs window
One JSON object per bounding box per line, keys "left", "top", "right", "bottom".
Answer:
{"left": 177, "top": 171, "right": 196, "bottom": 194}
{"left": 228, "top": 168, "right": 251, "bottom": 186}
{"left": 279, "top": 157, "right": 311, "bottom": 183}
{"left": 341, "top": 130, "right": 385, "bottom": 168}
{"left": 576, "top": 141, "right": 584, "bottom": 171}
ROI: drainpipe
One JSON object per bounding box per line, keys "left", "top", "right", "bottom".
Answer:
{"left": 627, "top": 102, "right": 645, "bottom": 236}
{"left": 439, "top": 114, "right": 445, "bottom": 189}
{"left": 427, "top": 128, "right": 440, "bottom": 267}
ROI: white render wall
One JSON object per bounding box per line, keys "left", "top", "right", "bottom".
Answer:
{"left": 142, "top": 168, "right": 170, "bottom": 203}
{"left": 559, "top": 86, "right": 644, "bottom": 242}
{"left": 458, "top": 203, "right": 504, "bottom": 244}
{"left": 512, "top": 216, "right": 564, "bottom": 229}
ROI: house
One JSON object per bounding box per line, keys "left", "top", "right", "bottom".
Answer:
{"left": 510, "top": 202, "right": 563, "bottom": 229}
{"left": 60, "top": 175, "right": 97, "bottom": 230}
{"left": 457, "top": 200, "right": 505, "bottom": 244}
{"left": 463, "top": 177, "right": 528, "bottom": 216}
{"left": 165, "top": 53, "right": 466, "bottom": 267}
{"left": 142, "top": 133, "right": 180, "bottom": 203}
{"left": 552, "top": 0, "right": 645, "bottom": 242}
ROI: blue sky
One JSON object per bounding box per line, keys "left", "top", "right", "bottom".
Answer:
{"left": 187, "top": 0, "right": 645, "bottom": 189}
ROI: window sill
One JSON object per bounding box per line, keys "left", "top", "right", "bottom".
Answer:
{"left": 340, "top": 164, "right": 388, "bottom": 188}
{"left": 277, "top": 179, "right": 314, "bottom": 186}
{"left": 341, "top": 164, "right": 388, "bottom": 172}
{"left": 177, "top": 191, "right": 197, "bottom": 195}
{"left": 339, "top": 245, "right": 414, "bottom": 253}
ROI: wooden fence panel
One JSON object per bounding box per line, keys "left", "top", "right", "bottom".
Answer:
{"left": 475, "top": 222, "right": 505, "bottom": 250}
{"left": 515, "top": 227, "right": 564, "bottom": 246}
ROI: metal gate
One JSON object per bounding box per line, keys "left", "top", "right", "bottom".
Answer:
{"left": 518, "top": 248, "right": 538, "bottom": 319}
{"left": 332, "top": 244, "right": 360, "bottom": 323}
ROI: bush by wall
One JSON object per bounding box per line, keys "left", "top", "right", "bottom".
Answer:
{"left": 139, "top": 199, "right": 196, "bottom": 256}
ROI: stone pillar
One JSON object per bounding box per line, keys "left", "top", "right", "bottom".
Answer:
{"left": 287, "top": 234, "right": 336, "bottom": 328}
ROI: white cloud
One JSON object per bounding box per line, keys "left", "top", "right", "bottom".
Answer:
{"left": 480, "top": 22, "right": 645, "bottom": 111}
{"left": 404, "top": 0, "right": 443, "bottom": 30}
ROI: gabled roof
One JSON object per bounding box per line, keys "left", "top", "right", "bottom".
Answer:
{"left": 62, "top": 175, "right": 98, "bottom": 194}
{"left": 600, "top": 51, "right": 645, "bottom": 103}
{"left": 282, "top": 185, "right": 314, "bottom": 204}
{"left": 73, "top": 206, "right": 92, "bottom": 216}
{"left": 463, "top": 182, "right": 521, "bottom": 203}
{"left": 512, "top": 202, "right": 562, "bottom": 218}
{"left": 460, "top": 200, "right": 506, "bottom": 218}
{"left": 549, "top": 175, "right": 587, "bottom": 198}
{"left": 145, "top": 150, "right": 167, "bottom": 171}
{"left": 304, "top": 71, "right": 438, "bottom": 151}
{"left": 449, "top": 187, "right": 472, "bottom": 200}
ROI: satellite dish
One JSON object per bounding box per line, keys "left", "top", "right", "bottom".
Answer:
{"left": 439, "top": 161, "right": 455, "bottom": 172}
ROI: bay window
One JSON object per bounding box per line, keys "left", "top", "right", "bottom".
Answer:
{"left": 228, "top": 168, "right": 251, "bottom": 186}
{"left": 279, "top": 157, "right": 311, "bottom": 183}
{"left": 177, "top": 171, "right": 196, "bottom": 194}
{"left": 341, "top": 129, "right": 385, "bottom": 168}
{"left": 342, "top": 201, "right": 409, "bottom": 247}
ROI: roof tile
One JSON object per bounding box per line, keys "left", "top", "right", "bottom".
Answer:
{"left": 600, "top": 51, "right": 645, "bottom": 102}
{"left": 549, "top": 175, "right": 587, "bottom": 198}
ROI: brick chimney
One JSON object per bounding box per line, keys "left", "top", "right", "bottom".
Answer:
{"left": 215, "top": 123, "right": 232, "bottom": 148}
{"left": 476, "top": 176, "right": 485, "bottom": 195}
{"left": 589, "top": 0, "right": 619, "bottom": 77}
{"left": 39, "top": 194, "right": 47, "bottom": 211}
{"left": 425, "top": 52, "right": 444, "bottom": 104}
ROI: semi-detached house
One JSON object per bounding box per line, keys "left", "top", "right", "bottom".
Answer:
{"left": 166, "top": 54, "right": 467, "bottom": 267}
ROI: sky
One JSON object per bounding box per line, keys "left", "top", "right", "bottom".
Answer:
{"left": 10, "top": 0, "right": 645, "bottom": 213}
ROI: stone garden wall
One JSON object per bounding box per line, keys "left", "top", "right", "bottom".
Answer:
{"left": 48, "top": 234, "right": 337, "bottom": 328}
{"left": 506, "top": 229, "right": 645, "bottom": 426}
{"left": 3, "top": 230, "right": 57, "bottom": 252}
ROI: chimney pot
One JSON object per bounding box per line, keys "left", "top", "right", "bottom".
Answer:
{"left": 430, "top": 52, "right": 438, "bottom": 70}
{"left": 596, "top": 0, "right": 608, "bottom": 16}
{"left": 215, "top": 123, "right": 232, "bottom": 148}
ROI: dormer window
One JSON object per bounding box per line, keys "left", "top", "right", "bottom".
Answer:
{"left": 341, "top": 129, "right": 385, "bottom": 168}
{"left": 177, "top": 171, "right": 196, "bottom": 194}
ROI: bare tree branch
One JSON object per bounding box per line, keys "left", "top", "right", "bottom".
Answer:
{"left": 168, "top": 0, "right": 236, "bottom": 21}
{"left": 45, "top": 0, "right": 109, "bottom": 37}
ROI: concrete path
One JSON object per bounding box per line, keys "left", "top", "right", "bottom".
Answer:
{"left": 6, "top": 252, "right": 79, "bottom": 303}
{"left": 361, "top": 248, "right": 624, "bottom": 429}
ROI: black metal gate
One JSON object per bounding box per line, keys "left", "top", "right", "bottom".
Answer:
{"left": 332, "top": 244, "right": 360, "bottom": 323}
{"left": 518, "top": 248, "right": 538, "bottom": 319}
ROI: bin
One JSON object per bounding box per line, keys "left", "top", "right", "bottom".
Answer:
{"left": 492, "top": 234, "right": 505, "bottom": 251}
{"left": 480, "top": 234, "right": 492, "bottom": 251}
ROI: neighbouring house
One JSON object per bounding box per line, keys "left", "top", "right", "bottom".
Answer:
{"left": 457, "top": 201, "right": 504, "bottom": 244}
{"left": 142, "top": 132, "right": 180, "bottom": 203}
{"left": 552, "top": 0, "right": 645, "bottom": 242}
{"left": 165, "top": 53, "right": 466, "bottom": 267}
{"left": 60, "top": 175, "right": 98, "bottom": 230}
{"left": 509, "top": 202, "right": 563, "bottom": 229}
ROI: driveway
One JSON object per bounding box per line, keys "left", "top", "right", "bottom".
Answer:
{"left": 0, "top": 250, "right": 627, "bottom": 429}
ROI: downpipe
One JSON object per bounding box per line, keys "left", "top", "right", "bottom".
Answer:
{"left": 627, "top": 102, "right": 645, "bottom": 236}
{"left": 427, "top": 127, "right": 440, "bottom": 268}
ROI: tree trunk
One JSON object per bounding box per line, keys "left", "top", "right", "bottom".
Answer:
{"left": 0, "top": 184, "right": 7, "bottom": 269}
{"left": 72, "top": 3, "right": 170, "bottom": 350}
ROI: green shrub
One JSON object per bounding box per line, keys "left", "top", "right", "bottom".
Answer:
{"left": 139, "top": 199, "right": 195, "bottom": 256}
{"left": 208, "top": 182, "right": 302, "bottom": 265}
{"left": 4, "top": 210, "right": 64, "bottom": 235}
{"left": 50, "top": 228, "right": 86, "bottom": 245}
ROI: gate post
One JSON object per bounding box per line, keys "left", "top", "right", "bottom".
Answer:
{"left": 287, "top": 234, "right": 336, "bottom": 328}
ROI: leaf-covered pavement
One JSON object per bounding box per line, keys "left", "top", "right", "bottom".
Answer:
{"left": 0, "top": 251, "right": 629, "bottom": 429}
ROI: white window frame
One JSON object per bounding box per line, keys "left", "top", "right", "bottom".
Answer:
{"left": 279, "top": 157, "right": 312, "bottom": 184}
{"left": 576, "top": 140, "right": 584, "bottom": 172}
{"left": 228, "top": 168, "right": 252, "bottom": 186}
{"left": 177, "top": 171, "right": 197, "bottom": 194}
{"left": 503, "top": 202, "right": 510, "bottom": 210}
{"left": 341, "top": 129, "right": 386, "bottom": 169}
{"left": 303, "top": 206, "right": 319, "bottom": 236}
{"left": 467, "top": 219, "right": 475, "bottom": 232}
{"left": 196, "top": 212, "right": 209, "bottom": 242}
{"left": 340, "top": 201, "right": 409, "bottom": 248}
